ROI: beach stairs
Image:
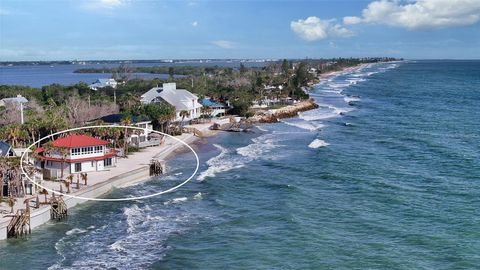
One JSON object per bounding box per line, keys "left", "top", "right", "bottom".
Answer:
{"left": 7, "top": 209, "right": 31, "bottom": 238}
{"left": 50, "top": 196, "right": 67, "bottom": 220}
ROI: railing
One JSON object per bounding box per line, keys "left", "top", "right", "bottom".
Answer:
{"left": 7, "top": 209, "right": 31, "bottom": 238}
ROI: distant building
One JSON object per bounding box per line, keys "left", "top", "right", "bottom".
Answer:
{"left": 97, "top": 114, "right": 159, "bottom": 148}
{"left": 0, "top": 94, "right": 28, "bottom": 107}
{"left": 201, "top": 97, "right": 227, "bottom": 117}
{"left": 89, "top": 78, "right": 118, "bottom": 90}
{"left": 140, "top": 83, "right": 203, "bottom": 122}
{"left": 36, "top": 134, "right": 117, "bottom": 179}
{"left": 0, "top": 141, "right": 15, "bottom": 157}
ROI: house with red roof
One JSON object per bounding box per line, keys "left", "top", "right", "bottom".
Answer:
{"left": 36, "top": 134, "right": 117, "bottom": 179}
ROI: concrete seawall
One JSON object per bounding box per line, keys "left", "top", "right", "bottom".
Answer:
{"left": 0, "top": 132, "right": 202, "bottom": 240}
{"left": 0, "top": 166, "right": 150, "bottom": 240}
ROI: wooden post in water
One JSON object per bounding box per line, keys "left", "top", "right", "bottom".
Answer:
{"left": 149, "top": 159, "right": 165, "bottom": 176}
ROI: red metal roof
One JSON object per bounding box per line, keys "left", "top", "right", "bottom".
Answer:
{"left": 49, "top": 134, "right": 108, "bottom": 148}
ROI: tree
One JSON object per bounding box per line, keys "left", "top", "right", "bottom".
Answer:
{"left": 239, "top": 63, "right": 247, "bottom": 74}
{"left": 282, "top": 59, "right": 290, "bottom": 78}
{"left": 63, "top": 179, "right": 71, "bottom": 193}
{"left": 8, "top": 196, "right": 16, "bottom": 213}
{"left": 168, "top": 67, "right": 175, "bottom": 79}
{"left": 81, "top": 173, "right": 88, "bottom": 186}
{"left": 121, "top": 115, "right": 132, "bottom": 157}
{"left": 179, "top": 110, "right": 190, "bottom": 127}
{"left": 119, "top": 92, "right": 140, "bottom": 113}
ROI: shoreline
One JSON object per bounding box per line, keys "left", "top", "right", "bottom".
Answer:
{"left": 250, "top": 62, "right": 372, "bottom": 124}
{"left": 0, "top": 62, "right": 379, "bottom": 240}
{"left": 0, "top": 124, "right": 216, "bottom": 240}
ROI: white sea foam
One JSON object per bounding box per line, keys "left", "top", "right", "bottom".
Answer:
{"left": 237, "top": 134, "right": 280, "bottom": 159}
{"left": 197, "top": 144, "right": 245, "bottom": 181}
{"left": 280, "top": 119, "right": 324, "bottom": 131}
{"left": 344, "top": 96, "right": 360, "bottom": 103}
{"left": 65, "top": 228, "right": 87, "bottom": 236}
{"left": 308, "top": 139, "right": 329, "bottom": 149}
{"left": 123, "top": 204, "right": 144, "bottom": 233}
{"left": 110, "top": 240, "right": 126, "bottom": 252}
{"left": 193, "top": 192, "right": 203, "bottom": 200}
{"left": 164, "top": 197, "right": 188, "bottom": 205}
{"left": 256, "top": 125, "right": 269, "bottom": 132}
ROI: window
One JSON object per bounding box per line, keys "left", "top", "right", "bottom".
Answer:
{"left": 104, "top": 158, "right": 112, "bottom": 167}
{"left": 74, "top": 163, "right": 82, "bottom": 172}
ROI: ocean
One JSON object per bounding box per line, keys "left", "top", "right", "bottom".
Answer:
{"left": 1, "top": 60, "right": 480, "bottom": 269}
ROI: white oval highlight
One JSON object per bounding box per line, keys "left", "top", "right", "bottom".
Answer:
{"left": 20, "top": 125, "right": 199, "bottom": 202}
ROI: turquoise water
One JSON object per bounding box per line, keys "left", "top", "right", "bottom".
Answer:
{"left": 1, "top": 60, "right": 480, "bottom": 269}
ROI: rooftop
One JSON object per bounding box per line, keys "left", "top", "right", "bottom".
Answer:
{"left": 47, "top": 134, "right": 109, "bottom": 148}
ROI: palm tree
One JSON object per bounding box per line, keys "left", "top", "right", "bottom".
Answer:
{"left": 58, "top": 146, "right": 68, "bottom": 180}
{"left": 179, "top": 110, "right": 190, "bottom": 127}
{"left": 81, "top": 173, "right": 88, "bottom": 186}
{"left": 201, "top": 106, "right": 213, "bottom": 118}
{"left": 5, "top": 124, "right": 21, "bottom": 147}
{"left": 121, "top": 116, "right": 132, "bottom": 157}
{"left": 119, "top": 93, "right": 140, "bottom": 112}
{"left": 63, "top": 179, "right": 71, "bottom": 193}
{"left": 67, "top": 174, "right": 74, "bottom": 185}
{"left": 8, "top": 196, "right": 16, "bottom": 213}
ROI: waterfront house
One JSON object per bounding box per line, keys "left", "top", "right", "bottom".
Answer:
{"left": 89, "top": 78, "right": 118, "bottom": 90}
{"left": 36, "top": 134, "right": 117, "bottom": 179}
{"left": 140, "top": 83, "right": 203, "bottom": 122}
{"left": 200, "top": 97, "right": 227, "bottom": 117}
{"left": 97, "top": 114, "right": 160, "bottom": 148}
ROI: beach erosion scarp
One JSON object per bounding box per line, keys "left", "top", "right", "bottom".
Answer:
{"left": 0, "top": 129, "right": 207, "bottom": 240}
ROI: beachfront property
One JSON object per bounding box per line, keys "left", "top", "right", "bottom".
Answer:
{"left": 140, "top": 83, "right": 203, "bottom": 122}
{"left": 200, "top": 97, "right": 228, "bottom": 117}
{"left": 89, "top": 78, "right": 118, "bottom": 90}
{"left": 97, "top": 114, "right": 161, "bottom": 148}
{"left": 35, "top": 134, "right": 117, "bottom": 179}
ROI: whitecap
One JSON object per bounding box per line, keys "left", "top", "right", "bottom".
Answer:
{"left": 65, "top": 228, "right": 87, "bottom": 236}
{"left": 193, "top": 192, "right": 203, "bottom": 200}
{"left": 197, "top": 144, "right": 246, "bottom": 181}
{"left": 308, "top": 139, "right": 329, "bottom": 149}
{"left": 280, "top": 119, "right": 323, "bottom": 131}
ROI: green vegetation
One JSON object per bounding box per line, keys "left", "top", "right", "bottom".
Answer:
{"left": 0, "top": 57, "right": 399, "bottom": 147}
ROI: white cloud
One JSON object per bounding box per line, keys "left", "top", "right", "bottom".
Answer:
{"left": 343, "top": 0, "right": 480, "bottom": 30}
{"left": 82, "top": 0, "right": 127, "bottom": 11}
{"left": 290, "top": 16, "right": 353, "bottom": 41}
{"left": 192, "top": 21, "right": 198, "bottom": 27}
{"left": 212, "top": 40, "right": 235, "bottom": 49}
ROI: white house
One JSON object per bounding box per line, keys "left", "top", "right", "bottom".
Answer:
{"left": 89, "top": 78, "right": 118, "bottom": 90}
{"left": 201, "top": 97, "right": 228, "bottom": 117}
{"left": 140, "top": 83, "right": 203, "bottom": 122}
{"left": 97, "top": 114, "right": 159, "bottom": 148}
{"left": 36, "top": 134, "right": 117, "bottom": 179}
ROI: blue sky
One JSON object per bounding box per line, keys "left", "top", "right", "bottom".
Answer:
{"left": 0, "top": 0, "right": 479, "bottom": 60}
